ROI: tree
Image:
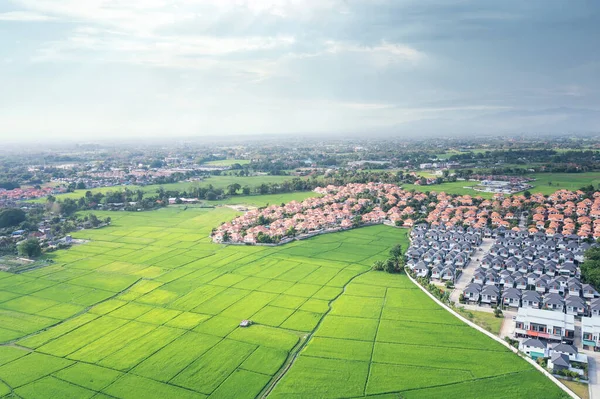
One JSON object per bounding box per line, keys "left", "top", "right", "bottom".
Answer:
{"left": 76, "top": 182, "right": 86, "bottom": 190}
{"left": 384, "top": 258, "right": 396, "bottom": 273}
{"left": 388, "top": 244, "right": 404, "bottom": 271}
{"left": 372, "top": 260, "right": 385, "bottom": 271}
{"left": 222, "top": 231, "right": 231, "bottom": 242}
{"left": 0, "top": 208, "right": 26, "bottom": 228}
{"left": 150, "top": 160, "right": 164, "bottom": 168}
{"left": 205, "top": 191, "right": 217, "bottom": 201}
{"left": 242, "top": 186, "right": 251, "bottom": 195}
{"left": 493, "top": 307, "right": 503, "bottom": 318}
{"left": 18, "top": 238, "right": 42, "bottom": 258}
{"left": 227, "top": 183, "right": 241, "bottom": 196}
{"left": 581, "top": 247, "right": 600, "bottom": 287}
{"left": 89, "top": 214, "right": 101, "bottom": 227}
{"left": 286, "top": 226, "right": 297, "bottom": 237}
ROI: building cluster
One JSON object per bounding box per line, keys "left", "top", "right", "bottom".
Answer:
{"left": 473, "top": 180, "right": 533, "bottom": 195}
{"left": 406, "top": 224, "right": 483, "bottom": 283}
{"left": 514, "top": 308, "right": 594, "bottom": 377}
{"left": 461, "top": 228, "right": 598, "bottom": 316}
{"left": 426, "top": 188, "right": 600, "bottom": 240}
{"left": 0, "top": 186, "right": 54, "bottom": 204}
{"left": 212, "top": 183, "right": 430, "bottom": 244}
{"left": 214, "top": 181, "right": 600, "bottom": 247}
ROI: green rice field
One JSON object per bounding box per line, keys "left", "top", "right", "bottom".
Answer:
{"left": 33, "top": 175, "right": 305, "bottom": 203}
{"left": 407, "top": 172, "right": 600, "bottom": 198}
{"left": 0, "top": 206, "right": 568, "bottom": 398}
{"left": 204, "top": 159, "right": 251, "bottom": 166}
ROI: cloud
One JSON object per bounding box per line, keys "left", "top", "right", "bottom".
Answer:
{"left": 0, "top": 11, "right": 54, "bottom": 21}
{"left": 324, "top": 41, "right": 425, "bottom": 66}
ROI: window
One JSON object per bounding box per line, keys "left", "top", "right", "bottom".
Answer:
{"left": 553, "top": 327, "right": 562, "bottom": 335}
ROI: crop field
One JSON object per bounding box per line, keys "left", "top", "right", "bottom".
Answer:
{"left": 33, "top": 174, "right": 308, "bottom": 203}
{"left": 402, "top": 181, "right": 491, "bottom": 198}
{"left": 0, "top": 207, "right": 568, "bottom": 398}
{"left": 407, "top": 172, "right": 600, "bottom": 199}
{"left": 203, "top": 159, "right": 251, "bottom": 166}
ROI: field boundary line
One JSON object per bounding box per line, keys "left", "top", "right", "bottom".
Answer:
{"left": 405, "top": 271, "right": 579, "bottom": 399}
{"left": 363, "top": 287, "right": 387, "bottom": 395}
{"left": 258, "top": 268, "right": 372, "bottom": 398}
{"left": 300, "top": 353, "right": 475, "bottom": 374}
{"left": 1, "top": 277, "right": 143, "bottom": 347}
{"left": 351, "top": 369, "right": 532, "bottom": 398}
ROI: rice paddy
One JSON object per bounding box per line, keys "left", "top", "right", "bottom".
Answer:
{"left": 0, "top": 204, "right": 568, "bottom": 398}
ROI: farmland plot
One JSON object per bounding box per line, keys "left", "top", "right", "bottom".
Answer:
{"left": 0, "top": 208, "right": 568, "bottom": 398}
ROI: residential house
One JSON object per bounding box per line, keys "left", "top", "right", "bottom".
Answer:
{"left": 502, "top": 288, "right": 521, "bottom": 308}
{"left": 463, "top": 283, "right": 482, "bottom": 302}
{"left": 548, "top": 353, "right": 571, "bottom": 374}
{"left": 583, "top": 284, "right": 599, "bottom": 299}
{"left": 519, "top": 338, "right": 548, "bottom": 360}
{"left": 481, "top": 285, "right": 500, "bottom": 305}
{"left": 543, "top": 293, "right": 565, "bottom": 312}
{"left": 565, "top": 295, "right": 587, "bottom": 316}
{"left": 522, "top": 291, "right": 542, "bottom": 309}
{"left": 515, "top": 276, "right": 528, "bottom": 290}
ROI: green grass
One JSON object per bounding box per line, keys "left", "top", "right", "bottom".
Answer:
{"left": 403, "top": 171, "right": 600, "bottom": 199}
{"left": 203, "top": 159, "right": 251, "bottom": 166}
{"left": 31, "top": 175, "right": 312, "bottom": 203}
{"left": 457, "top": 308, "right": 504, "bottom": 335}
{"left": 0, "top": 207, "right": 567, "bottom": 398}
{"left": 562, "top": 380, "right": 589, "bottom": 399}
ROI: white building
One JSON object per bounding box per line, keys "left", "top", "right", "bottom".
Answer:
{"left": 582, "top": 316, "right": 600, "bottom": 350}
{"left": 514, "top": 308, "right": 575, "bottom": 342}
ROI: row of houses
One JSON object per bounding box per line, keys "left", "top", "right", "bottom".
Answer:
{"left": 459, "top": 226, "right": 600, "bottom": 315}
{"left": 515, "top": 306, "right": 600, "bottom": 354}
{"left": 464, "top": 284, "right": 590, "bottom": 315}
{"left": 407, "top": 225, "right": 483, "bottom": 283}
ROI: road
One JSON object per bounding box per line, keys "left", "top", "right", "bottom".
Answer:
{"left": 585, "top": 350, "right": 600, "bottom": 399}
{"left": 449, "top": 238, "right": 494, "bottom": 303}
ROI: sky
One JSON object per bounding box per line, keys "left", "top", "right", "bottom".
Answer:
{"left": 0, "top": 0, "right": 599, "bottom": 141}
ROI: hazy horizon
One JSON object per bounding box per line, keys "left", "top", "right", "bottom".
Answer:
{"left": 1, "top": 0, "right": 599, "bottom": 140}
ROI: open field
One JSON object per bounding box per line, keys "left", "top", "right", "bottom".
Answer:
{"left": 529, "top": 172, "right": 600, "bottom": 194}
{"left": 562, "top": 380, "right": 589, "bottom": 399}
{"left": 0, "top": 207, "right": 568, "bottom": 398}
{"left": 403, "top": 180, "right": 490, "bottom": 198}
{"left": 406, "top": 172, "right": 600, "bottom": 199}
{"left": 31, "top": 175, "right": 308, "bottom": 203}
{"left": 204, "top": 159, "right": 251, "bottom": 166}
{"left": 213, "top": 192, "right": 320, "bottom": 207}
{"left": 456, "top": 308, "right": 504, "bottom": 335}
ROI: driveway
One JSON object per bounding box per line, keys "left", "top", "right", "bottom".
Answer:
{"left": 499, "top": 309, "right": 517, "bottom": 339}
{"left": 450, "top": 238, "right": 494, "bottom": 303}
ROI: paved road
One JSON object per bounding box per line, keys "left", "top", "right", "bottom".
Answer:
{"left": 586, "top": 351, "right": 600, "bottom": 399}
{"left": 450, "top": 238, "right": 494, "bottom": 303}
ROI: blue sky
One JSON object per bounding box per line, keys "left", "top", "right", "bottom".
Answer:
{"left": 0, "top": 0, "right": 599, "bottom": 140}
